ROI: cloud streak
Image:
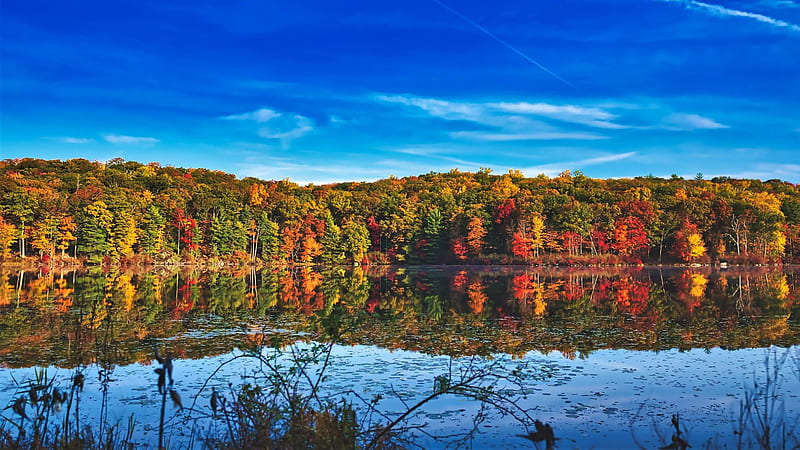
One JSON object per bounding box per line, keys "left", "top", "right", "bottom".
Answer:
{"left": 103, "top": 134, "right": 159, "bottom": 144}
{"left": 375, "top": 95, "right": 484, "bottom": 121}
{"left": 451, "top": 131, "right": 608, "bottom": 141}
{"left": 223, "top": 107, "right": 314, "bottom": 147}
{"left": 376, "top": 94, "right": 623, "bottom": 141}
{"left": 489, "top": 102, "right": 628, "bottom": 129}
{"left": 50, "top": 137, "right": 96, "bottom": 144}
{"left": 392, "top": 146, "right": 488, "bottom": 167}
{"left": 377, "top": 93, "right": 729, "bottom": 142}
{"left": 661, "top": 112, "right": 728, "bottom": 130}
{"left": 665, "top": 0, "right": 800, "bottom": 32}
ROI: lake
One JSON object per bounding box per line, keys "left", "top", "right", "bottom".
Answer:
{"left": 1, "top": 266, "right": 798, "bottom": 448}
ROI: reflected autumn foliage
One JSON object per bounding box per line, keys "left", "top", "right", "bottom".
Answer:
{"left": 1, "top": 266, "right": 799, "bottom": 367}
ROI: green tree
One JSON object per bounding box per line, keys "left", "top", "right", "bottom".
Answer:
{"left": 79, "top": 201, "right": 113, "bottom": 263}
{"left": 1, "top": 189, "right": 38, "bottom": 257}
{"left": 321, "top": 213, "right": 345, "bottom": 265}
{"left": 341, "top": 220, "right": 370, "bottom": 263}
{"left": 650, "top": 211, "right": 679, "bottom": 262}
{"left": 256, "top": 213, "right": 280, "bottom": 261}
{"left": 421, "top": 209, "right": 445, "bottom": 262}
{"left": 138, "top": 204, "right": 166, "bottom": 256}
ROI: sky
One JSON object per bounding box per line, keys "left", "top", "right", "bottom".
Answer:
{"left": 2, "top": 0, "right": 799, "bottom": 185}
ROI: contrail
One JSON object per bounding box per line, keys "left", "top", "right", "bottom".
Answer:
{"left": 430, "top": 0, "right": 575, "bottom": 88}
{"left": 660, "top": 0, "right": 800, "bottom": 33}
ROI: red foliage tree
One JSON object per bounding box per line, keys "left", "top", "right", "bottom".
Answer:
{"left": 591, "top": 226, "right": 612, "bottom": 254}
{"left": 452, "top": 270, "right": 469, "bottom": 289}
{"left": 173, "top": 208, "right": 198, "bottom": 252}
{"left": 612, "top": 216, "right": 649, "bottom": 256}
{"left": 561, "top": 280, "right": 585, "bottom": 301}
{"left": 451, "top": 236, "right": 468, "bottom": 260}
{"left": 366, "top": 216, "right": 381, "bottom": 251}
{"left": 511, "top": 232, "right": 534, "bottom": 259}
{"left": 511, "top": 273, "right": 535, "bottom": 301}
{"left": 493, "top": 198, "right": 517, "bottom": 224}
{"left": 613, "top": 277, "right": 650, "bottom": 316}
{"left": 617, "top": 200, "right": 656, "bottom": 225}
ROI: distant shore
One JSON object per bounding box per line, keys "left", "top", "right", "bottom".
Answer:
{"left": 0, "top": 254, "right": 791, "bottom": 272}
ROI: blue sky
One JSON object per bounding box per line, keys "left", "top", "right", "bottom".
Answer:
{"left": 2, "top": 0, "right": 799, "bottom": 184}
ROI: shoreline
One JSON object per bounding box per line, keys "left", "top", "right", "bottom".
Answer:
{"left": 0, "top": 256, "right": 794, "bottom": 272}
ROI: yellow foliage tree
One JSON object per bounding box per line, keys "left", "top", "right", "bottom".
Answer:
{"left": 770, "top": 274, "right": 789, "bottom": 300}
{"left": 30, "top": 216, "right": 59, "bottom": 256}
{"left": 764, "top": 230, "right": 786, "bottom": 257}
{"left": 532, "top": 281, "right": 547, "bottom": 316}
{"left": 689, "top": 273, "right": 708, "bottom": 298}
{"left": 687, "top": 233, "right": 707, "bottom": 259}
{"left": 530, "top": 214, "right": 545, "bottom": 257}
{"left": 57, "top": 216, "right": 77, "bottom": 256}
{"left": 110, "top": 213, "right": 137, "bottom": 260}
{"left": 0, "top": 217, "right": 17, "bottom": 258}
{"left": 114, "top": 273, "right": 137, "bottom": 312}
{"left": 490, "top": 175, "right": 519, "bottom": 199}
{"left": 248, "top": 184, "right": 268, "bottom": 207}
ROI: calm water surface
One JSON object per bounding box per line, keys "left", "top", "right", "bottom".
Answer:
{"left": 1, "top": 266, "right": 799, "bottom": 448}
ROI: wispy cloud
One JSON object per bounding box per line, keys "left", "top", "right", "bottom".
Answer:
{"left": 376, "top": 94, "right": 620, "bottom": 141}
{"left": 451, "top": 131, "right": 608, "bottom": 141}
{"left": 375, "top": 95, "right": 484, "bottom": 121}
{"left": 222, "top": 107, "right": 314, "bottom": 147}
{"left": 47, "top": 137, "right": 96, "bottom": 144}
{"left": 661, "top": 113, "right": 728, "bottom": 130}
{"left": 392, "top": 145, "right": 489, "bottom": 167}
{"left": 581, "top": 152, "right": 639, "bottom": 165}
{"left": 224, "top": 108, "right": 282, "bottom": 122}
{"left": 519, "top": 151, "right": 637, "bottom": 177}
{"left": 376, "top": 93, "right": 731, "bottom": 141}
{"left": 103, "top": 134, "right": 159, "bottom": 144}
{"left": 664, "top": 0, "right": 800, "bottom": 32}
{"left": 489, "top": 102, "right": 628, "bottom": 129}
{"left": 757, "top": 0, "right": 799, "bottom": 8}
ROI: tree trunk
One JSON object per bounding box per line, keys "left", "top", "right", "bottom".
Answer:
{"left": 19, "top": 222, "right": 26, "bottom": 258}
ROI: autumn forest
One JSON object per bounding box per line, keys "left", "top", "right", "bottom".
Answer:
{"left": 1, "top": 158, "right": 799, "bottom": 266}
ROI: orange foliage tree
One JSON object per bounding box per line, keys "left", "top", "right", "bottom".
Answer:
{"left": 465, "top": 216, "right": 487, "bottom": 257}
{"left": 612, "top": 216, "right": 649, "bottom": 256}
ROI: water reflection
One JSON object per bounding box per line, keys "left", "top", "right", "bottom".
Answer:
{"left": 0, "top": 266, "right": 798, "bottom": 368}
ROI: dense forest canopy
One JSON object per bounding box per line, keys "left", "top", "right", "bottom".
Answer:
{"left": 1, "top": 158, "right": 799, "bottom": 265}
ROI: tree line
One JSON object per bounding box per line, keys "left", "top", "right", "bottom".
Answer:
{"left": 1, "top": 158, "right": 799, "bottom": 265}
